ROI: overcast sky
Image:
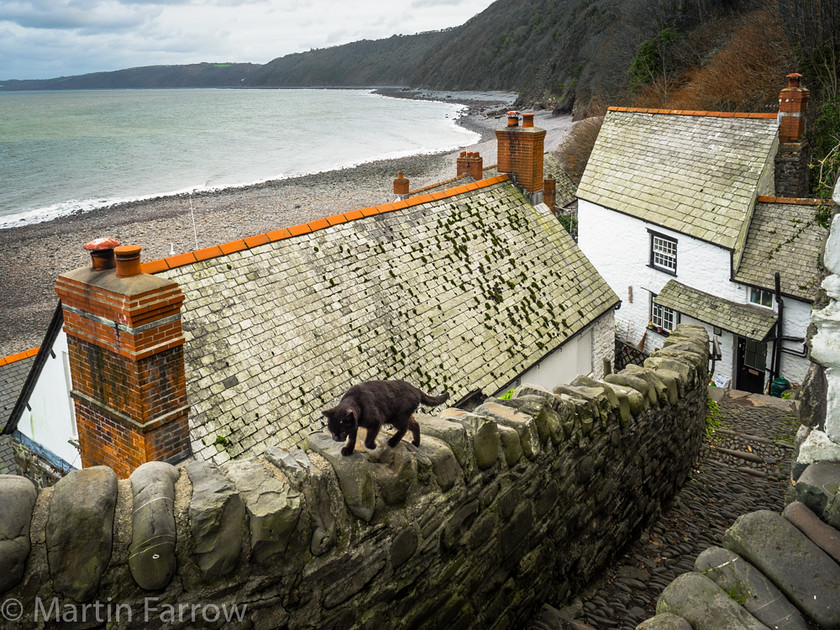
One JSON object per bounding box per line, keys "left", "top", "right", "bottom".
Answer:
{"left": 0, "top": 0, "right": 496, "bottom": 80}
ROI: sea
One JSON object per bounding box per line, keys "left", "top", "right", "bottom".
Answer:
{"left": 0, "top": 88, "right": 498, "bottom": 229}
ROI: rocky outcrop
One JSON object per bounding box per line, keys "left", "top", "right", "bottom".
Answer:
{"left": 0, "top": 325, "right": 709, "bottom": 629}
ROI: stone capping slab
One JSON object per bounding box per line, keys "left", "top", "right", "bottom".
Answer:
{"left": 756, "top": 196, "right": 824, "bottom": 205}
{"left": 139, "top": 174, "right": 511, "bottom": 275}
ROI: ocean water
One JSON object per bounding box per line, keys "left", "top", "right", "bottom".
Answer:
{"left": 0, "top": 89, "right": 481, "bottom": 229}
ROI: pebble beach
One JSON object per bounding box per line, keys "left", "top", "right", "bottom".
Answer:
{"left": 0, "top": 98, "right": 573, "bottom": 357}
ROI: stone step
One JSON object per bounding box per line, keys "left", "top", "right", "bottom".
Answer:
{"left": 784, "top": 501, "right": 840, "bottom": 565}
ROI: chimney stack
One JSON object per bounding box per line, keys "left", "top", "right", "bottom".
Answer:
{"left": 775, "top": 73, "right": 811, "bottom": 197}
{"left": 393, "top": 172, "right": 410, "bottom": 200}
{"left": 544, "top": 174, "right": 556, "bottom": 213}
{"left": 55, "top": 240, "right": 190, "bottom": 478}
{"left": 456, "top": 151, "right": 484, "bottom": 181}
{"left": 495, "top": 111, "right": 547, "bottom": 205}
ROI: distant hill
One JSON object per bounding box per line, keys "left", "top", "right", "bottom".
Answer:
{"left": 0, "top": 63, "right": 261, "bottom": 91}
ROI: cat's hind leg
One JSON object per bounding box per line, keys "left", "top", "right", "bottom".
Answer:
{"left": 387, "top": 425, "right": 408, "bottom": 448}
{"left": 408, "top": 415, "right": 421, "bottom": 446}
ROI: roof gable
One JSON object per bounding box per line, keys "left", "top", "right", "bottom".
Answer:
{"left": 160, "top": 178, "right": 619, "bottom": 464}
{"left": 577, "top": 109, "right": 779, "bottom": 250}
{"left": 734, "top": 197, "right": 829, "bottom": 301}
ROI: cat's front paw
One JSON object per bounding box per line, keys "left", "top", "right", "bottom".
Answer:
{"left": 341, "top": 444, "right": 354, "bottom": 456}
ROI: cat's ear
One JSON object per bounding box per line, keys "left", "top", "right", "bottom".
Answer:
{"left": 347, "top": 409, "right": 357, "bottom": 422}
{"left": 322, "top": 407, "right": 335, "bottom": 418}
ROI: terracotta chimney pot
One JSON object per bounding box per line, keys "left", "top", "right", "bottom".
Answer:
{"left": 522, "top": 112, "right": 535, "bottom": 128}
{"left": 114, "top": 244, "right": 143, "bottom": 278}
{"left": 506, "top": 111, "right": 519, "bottom": 127}
{"left": 83, "top": 237, "right": 121, "bottom": 271}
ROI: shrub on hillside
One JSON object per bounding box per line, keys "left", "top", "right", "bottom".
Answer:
{"left": 554, "top": 114, "right": 605, "bottom": 184}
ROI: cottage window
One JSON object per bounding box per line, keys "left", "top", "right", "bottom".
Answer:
{"left": 650, "top": 232, "right": 677, "bottom": 274}
{"left": 651, "top": 302, "right": 677, "bottom": 333}
{"left": 749, "top": 287, "right": 773, "bottom": 308}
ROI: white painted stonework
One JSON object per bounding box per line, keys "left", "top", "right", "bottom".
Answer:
{"left": 15, "top": 330, "right": 79, "bottom": 469}
{"left": 578, "top": 198, "right": 813, "bottom": 390}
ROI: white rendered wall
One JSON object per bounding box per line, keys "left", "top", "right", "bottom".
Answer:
{"left": 16, "top": 330, "right": 79, "bottom": 469}
{"left": 498, "top": 310, "right": 614, "bottom": 393}
{"left": 578, "top": 199, "right": 813, "bottom": 389}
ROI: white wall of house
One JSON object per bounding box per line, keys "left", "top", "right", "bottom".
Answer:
{"left": 16, "top": 330, "right": 79, "bottom": 469}
{"left": 578, "top": 199, "right": 813, "bottom": 391}
{"left": 498, "top": 310, "right": 615, "bottom": 393}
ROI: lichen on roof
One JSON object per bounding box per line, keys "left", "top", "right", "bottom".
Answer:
{"left": 160, "top": 179, "right": 618, "bottom": 465}
{"left": 577, "top": 110, "right": 779, "bottom": 251}
{"left": 734, "top": 198, "right": 829, "bottom": 302}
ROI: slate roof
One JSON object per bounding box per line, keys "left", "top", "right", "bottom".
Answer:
{"left": 734, "top": 197, "right": 828, "bottom": 302}
{"left": 654, "top": 280, "right": 778, "bottom": 341}
{"left": 544, "top": 153, "right": 578, "bottom": 208}
{"left": 155, "top": 175, "right": 619, "bottom": 465}
{"left": 0, "top": 352, "right": 36, "bottom": 433}
{"left": 577, "top": 108, "right": 779, "bottom": 252}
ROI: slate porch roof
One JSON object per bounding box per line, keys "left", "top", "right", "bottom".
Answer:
{"left": 1, "top": 351, "right": 36, "bottom": 433}
{"left": 654, "top": 280, "right": 778, "bottom": 341}
{"left": 153, "top": 175, "right": 619, "bottom": 465}
{"left": 577, "top": 108, "right": 779, "bottom": 254}
{"left": 734, "top": 196, "right": 828, "bottom": 302}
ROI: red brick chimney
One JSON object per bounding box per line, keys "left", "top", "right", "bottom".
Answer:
{"left": 393, "top": 172, "right": 410, "bottom": 200}
{"left": 457, "top": 151, "right": 484, "bottom": 181}
{"left": 778, "top": 73, "right": 809, "bottom": 143}
{"left": 496, "top": 111, "right": 546, "bottom": 204}
{"left": 544, "top": 174, "right": 556, "bottom": 213}
{"left": 775, "top": 73, "right": 811, "bottom": 197}
{"left": 54, "top": 240, "right": 190, "bottom": 478}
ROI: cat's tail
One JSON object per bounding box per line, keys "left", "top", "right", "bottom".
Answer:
{"left": 420, "top": 391, "right": 450, "bottom": 407}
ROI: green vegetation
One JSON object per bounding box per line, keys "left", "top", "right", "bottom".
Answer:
{"left": 725, "top": 584, "right": 749, "bottom": 605}
{"left": 705, "top": 397, "right": 723, "bottom": 441}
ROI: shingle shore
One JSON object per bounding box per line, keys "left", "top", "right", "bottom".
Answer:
{"left": 0, "top": 108, "right": 572, "bottom": 358}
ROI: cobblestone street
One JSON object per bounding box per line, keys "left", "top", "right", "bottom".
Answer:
{"left": 533, "top": 389, "right": 801, "bottom": 630}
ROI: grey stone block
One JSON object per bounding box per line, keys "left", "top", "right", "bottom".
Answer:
{"left": 0, "top": 474, "right": 37, "bottom": 593}
{"left": 723, "top": 510, "right": 840, "bottom": 628}
{"left": 695, "top": 546, "right": 807, "bottom": 630}
{"left": 308, "top": 432, "right": 375, "bottom": 522}
{"left": 46, "top": 466, "right": 117, "bottom": 602}
{"left": 794, "top": 461, "right": 840, "bottom": 528}
{"left": 784, "top": 501, "right": 840, "bottom": 565}
{"left": 623, "top": 364, "right": 672, "bottom": 406}
{"left": 411, "top": 435, "right": 462, "bottom": 491}
{"left": 366, "top": 443, "right": 417, "bottom": 505}
{"left": 420, "top": 415, "right": 470, "bottom": 468}
{"left": 476, "top": 401, "right": 540, "bottom": 459}
{"left": 636, "top": 613, "right": 693, "bottom": 629}
{"left": 223, "top": 458, "right": 303, "bottom": 564}
{"left": 656, "top": 572, "right": 768, "bottom": 629}
{"left": 606, "top": 372, "right": 655, "bottom": 409}
{"left": 186, "top": 460, "right": 245, "bottom": 576}
{"left": 129, "top": 462, "right": 180, "bottom": 591}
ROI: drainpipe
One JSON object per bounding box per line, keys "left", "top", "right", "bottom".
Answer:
{"left": 772, "top": 272, "right": 783, "bottom": 382}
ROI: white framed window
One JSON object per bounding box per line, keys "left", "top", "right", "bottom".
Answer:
{"left": 749, "top": 287, "right": 773, "bottom": 308}
{"left": 650, "top": 232, "right": 678, "bottom": 274}
{"left": 651, "top": 302, "right": 677, "bottom": 333}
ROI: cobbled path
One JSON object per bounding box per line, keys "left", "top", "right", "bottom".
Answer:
{"left": 531, "top": 390, "right": 801, "bottom": 630}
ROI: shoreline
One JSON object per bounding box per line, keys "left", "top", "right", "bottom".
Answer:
{"left": 0, "top": 96, "right": 571, "bottom": 358}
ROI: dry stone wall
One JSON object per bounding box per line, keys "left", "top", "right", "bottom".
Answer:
{"left": 0, "top": 325, "right": 709, "bottom": 630}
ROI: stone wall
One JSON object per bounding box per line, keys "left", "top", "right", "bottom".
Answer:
{"left": 774, "top": 141, "right": 811, "bottom": 199}
{"left": 0, "top": 325, "right": 709, "bottom": 630}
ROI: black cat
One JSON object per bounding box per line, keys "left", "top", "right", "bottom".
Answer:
{"left": 323, "top": 380, "right": 449, "bottom": 456}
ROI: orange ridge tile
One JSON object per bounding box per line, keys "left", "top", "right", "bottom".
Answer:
{"left": 0, "top": 347, "right": 40, "bottom": 366}
{"left": 193, "top": 245, "right": 225, "bottom": 262}
{"left": 219, "top": 240, "right": 248, "bottom": 255}
{"left": 266, "top": 227, "right": 293, "bottom": 240}
{"left": 141, "top": 259, "right": 170, "bottom": 275}
{"left": 344, "top": 209, "right": 364, "bottom": 221}
{"left": 360, "top": 206, "right": 381, "bottom": 217}
{"left": 244, "top": 233, "right": 270, "bottom": 248}
{"left": 287, "top": 224, "right": 311, "bottom": 237}
{"left": 164, "top": 252, "right": 198, "bottom": 269}
{"left": 324, "top": 214, "right": 348, "bottom": 227}
{"left": 307, "top": 218, "right": 330, "bottom": 232}
{"left": 431, "top": 191, "right": 447, "bottom": 200}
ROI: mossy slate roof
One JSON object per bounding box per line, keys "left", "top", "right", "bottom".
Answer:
{"left": 160, "top": 179, "right": 619, "bottom": 464}
{"left": 577, "top": 110, "right": 779, "bottom": 250}
{"left": 654, "top": 280, "right": 778, "bottom": 341}
{"left": 734, "top": 198, "right": 828, "bottom": 302}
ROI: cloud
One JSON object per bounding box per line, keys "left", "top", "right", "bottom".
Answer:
{"left": 0, "top": 0, "right": 158, "bottom": 32}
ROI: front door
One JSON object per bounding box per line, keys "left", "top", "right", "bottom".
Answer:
{"left": 736, "top": 337, "right": 767, "bottom": 394}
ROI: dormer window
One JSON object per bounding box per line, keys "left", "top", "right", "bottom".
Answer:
{"left": 649, "top": 231, "right": 677, "bottom": 275}
{"left": 749, "top": 287, "right": 773, "bottom": 308}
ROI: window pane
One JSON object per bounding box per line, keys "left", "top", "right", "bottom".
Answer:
{"left": 651, "top": 235, "right": 677, "bottom": 272}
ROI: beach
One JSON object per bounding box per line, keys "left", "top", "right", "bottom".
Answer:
{"left": 0, "top": 102, "right": 572, "bottom": 357}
